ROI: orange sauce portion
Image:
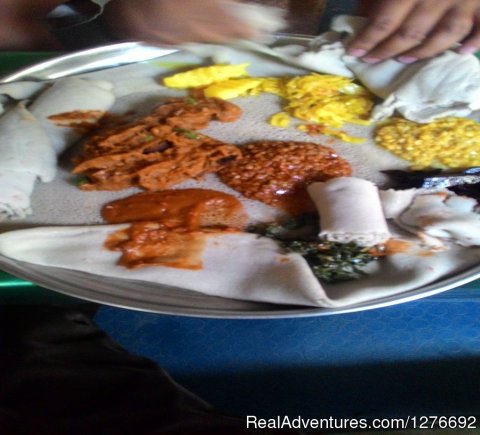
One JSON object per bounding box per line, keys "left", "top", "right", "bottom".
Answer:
{"left": 48, "top": 110, "right": 107, "bottom": 133}
{"left": 102, "top": 189, "right": 246, "bottom": 269}
{"left": 105, "top": 224, "right": 208, "bottom": 270}
{"left": 383, "top": 238, "right": 414, "bottom": 255}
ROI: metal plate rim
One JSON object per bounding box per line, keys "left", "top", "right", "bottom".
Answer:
{"left": 1, "top": 252, "right": 479, "bottom": 319}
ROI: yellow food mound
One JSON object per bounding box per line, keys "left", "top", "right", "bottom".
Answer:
{"left": 203, "top": 78, "right": 262, "bottom": 99}
{"left": 163, "top": 63, "right": 249, "bottom": 89}
{"left": 163, "top": 64, "right": 374, "bottom": 143}
{"left": 246, "top": 74, "right": 373, "bottom": 143}
{"left": 375, "top": 117, "right": 480, "bottom": 169}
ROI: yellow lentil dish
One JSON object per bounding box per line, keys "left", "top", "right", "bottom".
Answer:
{"left": 218, "top": 140, "right": 352, "bottom": 215}
{"left": 375, "top": 117, "right": 480, "bottom": 169}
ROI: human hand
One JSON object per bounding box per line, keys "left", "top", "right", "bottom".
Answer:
{"left": 104, "top": 0, "right": 263, "bottom": 44}
{"left": 0, "top": 0, "right": 64, "bottom": 50}
{"left": 348, "top": 0, "right": 480, "bottom": 63}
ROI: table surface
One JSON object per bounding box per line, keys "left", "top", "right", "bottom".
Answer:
{"left": 1, "top": 51, "right": 480, "bottom": 422}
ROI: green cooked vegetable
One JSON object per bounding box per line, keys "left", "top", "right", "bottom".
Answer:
{"left": 141, "top": 134, "right": 155, "bottom": 142}
{"left": 185, "top": 96, "right": 198, "bottom": 105}
{"left": 73, "top": 176, "right": 89, "bottom": 187}
{"left": 284, "top": 240, "right": 376, "bottom": 283}
{"left": 175, "top": 128, "right": 199, "bottom": 139}
{"left": 249, "top": 214, "right": 380, "bottom": 283}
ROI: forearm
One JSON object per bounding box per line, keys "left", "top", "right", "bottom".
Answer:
{"left": 356, "top": 0, "right": 369, "bottom": 16}
{"left": 0, "top": 0, "right": 65, "bottom": 50}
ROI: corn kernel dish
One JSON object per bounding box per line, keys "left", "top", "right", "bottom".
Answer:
{"left": 375, "top": 117, "right": 480, "bottom": 169}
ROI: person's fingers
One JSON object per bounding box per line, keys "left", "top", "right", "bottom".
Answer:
{"left": 457, "top": 12, "right": 480, "bottom": 54}
{"left": 347, "top": 0, "right": 418, "bottom": 57}
{"left": 396, "top": 4, "right": 476, "bottom": 61}
{"left": 357, "top": 0, "right": 454, "bottom": 62}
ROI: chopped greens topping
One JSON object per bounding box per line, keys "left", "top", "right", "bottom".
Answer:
{"left": 185, "top": 96, "right": 198, "bottom": 105}
{"left": 250, "top": 214, "right": 379, "bottom": 283}
{"left": 175, "top": 128, "right": 199, "bottom": 139}
{"left": 285, "top": 240, "right": 376, "bottom": 283}
{"left": 74, "top": 176, "right": 89, "bottom": 186}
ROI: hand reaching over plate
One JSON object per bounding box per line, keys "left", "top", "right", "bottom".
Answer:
{"left": 351, "top": 0, "right": 480, "bottom": 63}
{"left": 103, "top": 0, "right": 286, "bottom": 44}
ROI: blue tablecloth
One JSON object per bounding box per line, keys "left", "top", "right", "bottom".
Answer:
{"left": 94, "top": 283, "right": 480, "bottom": 420}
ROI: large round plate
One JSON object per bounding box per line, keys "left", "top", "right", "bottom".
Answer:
{"left": 0, "top": 40, "right": 479, "bottom": 318}
{"left": 0, "top": 253, "right": 479, "bottom": 318}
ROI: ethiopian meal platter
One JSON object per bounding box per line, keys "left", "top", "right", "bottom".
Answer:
{"left": 0, "top": 20, "right": 479, "bottom": 317}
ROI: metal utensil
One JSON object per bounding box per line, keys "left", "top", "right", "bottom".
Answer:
{"left": 0, "top": 42, "right": 179, "bottom": 83}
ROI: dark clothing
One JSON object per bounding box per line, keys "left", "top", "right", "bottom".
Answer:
{"left": 0, "top": 305, "right": 291, "bottom": 435}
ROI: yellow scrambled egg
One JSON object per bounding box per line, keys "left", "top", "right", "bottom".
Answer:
{"left": 163, "top": 63, "right": 250, "bottom": 89}
{"left": 203, "top": 78, "right": 262, "bottom": 99}
{"left": 274, "top": 74, "right": 373, "bottom": 143}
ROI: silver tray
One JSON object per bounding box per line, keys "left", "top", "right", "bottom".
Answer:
{"left": 1, "top": 41, "right": 479, "bottom": 318}
{"left": 1, "top": 252, "right": 479, "bottom": 318}
{"left": 0, "top": 42, "right": 179, "bottom": 82}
